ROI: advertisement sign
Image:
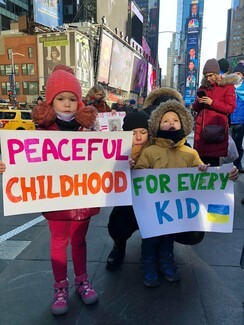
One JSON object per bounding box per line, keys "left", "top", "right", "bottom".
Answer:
{"left": 130, "top": 55, "right": 147, "bottom": 93}
{"left": 33, "top": 0, "right": 62, "bottom": 28}
{"left": 75, "top": 34, "right": 93, "bottom": 97}
{"left": 109, "top": 39, "right": 134, "bottom": 92}
{"left": 37, "top": 31, "right": 92, "bottom": 93}
{"left": 97, "top": 31, "right": 113, "bottom": 84}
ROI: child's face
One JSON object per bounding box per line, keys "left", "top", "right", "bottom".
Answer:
{"left": 53, "top": 92, "right": 78, "bottom": 114}
{"left": 160, "top": 111, "right": 181, "bottom": 131}
{"left": 94, "top": 91, "right": 103, "bottom": 100}
{"left": 132, "top": 128, "right": 148, "bottom": 146}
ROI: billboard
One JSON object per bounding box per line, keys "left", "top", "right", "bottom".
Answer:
{"left": 184, "top": 3, "right": 202, "bottom": 105}
{"left": 75, "top": 34, "right": 94, "bottom": 97}
{"left": 33, "top": 0, "right": 63, "bottom": 28}
{"left": 131, "top": 1, "right": 143, "bottom": 46}
{"left": 97, "top": 30, "right": 113, "bottom": 84}
{"left": 130, "top": 54, "right": 147, "bottom": 93}
{"left": 109, "top": 39, "right": 134, "bottom": 92}
{"left": 147, "top": 63, "right": 157, "bottom": 95}
{"left": 97, "top": 0, "right": 128, "bottom": 37}
{"left": 37, "top": 31, "right": 93, "bottom": 95}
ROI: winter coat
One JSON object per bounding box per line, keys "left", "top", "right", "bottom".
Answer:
{"left": 135, "top": 137, "right": 203, "bottom": 169}
{"left": 193, "top": 73, "right": 239, "bottom": 158}
{"left": 139, "top": 87, "right": 184, "bottom": 116}
{"left": 135, "top": 100, "right": 203, "bottom": 169}
{"left": 84, "top": 97, "right": 111, "bottom": 113}
{"left": 31, "top": 103, "right": 100, "bottom": 221}
{"left": 230, "top": 80, "right": 244, "bottom": 125}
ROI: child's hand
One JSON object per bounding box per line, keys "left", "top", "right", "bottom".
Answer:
{"left": 229, "top": 166, "right": 239, "bottom": 181}
{"left": 129, "top": 158, "right": 135, "bottom": 169}
{"left": 0, "top": 161, "right": 6, "bottom": 174}
{"left": 198, "top": 163, "right": 210, "bottom": 172}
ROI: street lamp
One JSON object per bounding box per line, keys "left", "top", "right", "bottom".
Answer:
{"left": 11, "top": 52, "right": 25, "bottom": 104}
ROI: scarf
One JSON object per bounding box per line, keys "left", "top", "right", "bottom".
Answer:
{"left": 55, "top": 118, "right": 81, "bottom": 131}
{"left": 156, "top": 128, "right": 185, "bottom": 143}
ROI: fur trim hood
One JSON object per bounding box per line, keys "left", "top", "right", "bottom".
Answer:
{"left": 149, "top": 100, "right": 194, "bottom": 139}
{"left": 141, "top": 87, "right": 184, "bottom": 110}
{"left": 200, "top": 73, "right": 241, "bottom": 88}
{"left": 32, "top": 102, "right": 97, "bottom": 128}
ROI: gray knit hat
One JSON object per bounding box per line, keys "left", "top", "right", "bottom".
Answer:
{"left": 233, "top": 63, "right": 244, "bottom": 76}
{"left": 203, "top": 58, "right": 220, "bottom": 75}
{"left": 149, "top": 100, "right": 194, "bottom": 138}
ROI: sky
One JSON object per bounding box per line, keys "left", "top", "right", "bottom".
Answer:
{"left": 158, "top": 0, "right": 232, "bottom": 76}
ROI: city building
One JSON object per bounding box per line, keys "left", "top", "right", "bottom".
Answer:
{"left": 226, "top": 0, "right": 244, "bottom": 69}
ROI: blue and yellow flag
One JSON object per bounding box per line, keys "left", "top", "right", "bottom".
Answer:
{"left": 207, "top": 204, "right": 230, "bottom": 223}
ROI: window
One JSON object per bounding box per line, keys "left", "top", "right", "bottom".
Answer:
{"left": 21, "top": 111, "right": 32, "bottom": 120}
{"left": 12, "top": 64, "right": 19, "bottom": 76}
{"left": 0, "top": 111, "right": 16, "bottom": 119}
{"left": 28, "top": 47, "right": 34, "bottom": 59}
{"left": 1, "top": 82, "right": 8, "bottom": 95}
{"left": 0, "top": 65, "right": 16, "bottom": 76}
{"left": 22, "top": 64, "right": 34, "bottom": 75}
{"left": 8, "top": 49, "right": 12, "bottom": 60}
{"left": 23, "top": 81, "right": 38, "bottom": 95}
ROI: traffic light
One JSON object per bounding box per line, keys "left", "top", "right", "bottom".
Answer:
{"left": 8, "top": 91, "right": 12, "bottom": 101}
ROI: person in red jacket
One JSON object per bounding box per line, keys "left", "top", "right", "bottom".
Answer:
{"left": 84, "top": 84, "right": 111, "bottom": 112}
{"left": 32, "top": 65, "right": 99, "bottom": 315}
{"left": 193, "top": 58, "right": 240, "bottom": 166}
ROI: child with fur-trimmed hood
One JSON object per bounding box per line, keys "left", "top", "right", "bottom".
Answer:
{"left": 135, "top": 100, "right": 208, "bottom": 288}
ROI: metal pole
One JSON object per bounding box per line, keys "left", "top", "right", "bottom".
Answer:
{"left": 11, "top": 53, "right": 16, "bottom": 102}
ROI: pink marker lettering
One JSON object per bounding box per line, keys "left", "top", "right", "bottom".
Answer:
{"left": 57, "top": 139, "right": 70, "bottom": 161}
{"left": 7, "top": 139, "right": 24, "bottom": 165}
{"left": 72, "top": 138, "right": 86, "bottom": 160}
{"left": 88, "top": 138, "right": 103, "bottom": 160}
{"left": 24, "top": 138, "right": 41, "bottom": 163}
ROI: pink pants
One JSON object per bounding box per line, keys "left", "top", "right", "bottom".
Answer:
{"left": 48, "top": 219, "right": 90, "bottom": 282}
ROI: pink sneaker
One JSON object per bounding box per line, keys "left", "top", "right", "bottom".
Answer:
{"left": 75, "top": 274, "right": 98, "bottom": 305}
{"left": 51, "top": 279, "right": 69, "bottom": 315}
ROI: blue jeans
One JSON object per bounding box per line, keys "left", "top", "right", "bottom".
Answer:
{"left": 141, "top": 235, "right": 174, "bottom": 273}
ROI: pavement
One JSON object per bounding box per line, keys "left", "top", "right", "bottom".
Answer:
{"left": 0, "top": 152, "right": 244, "bottom": 324}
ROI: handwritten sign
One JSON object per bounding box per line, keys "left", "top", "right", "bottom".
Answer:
{"left": 131, "top": 166, "right": 234, "bottom": 238}
{"left": 96, "top": 112, "right": 126, "bottom": 131}
{"left": 0, "top": 130, "right": 132, "bottom": 216}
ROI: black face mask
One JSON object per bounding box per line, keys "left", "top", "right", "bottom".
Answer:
{"left": 156, "top": 128, "right": 185, "bottom": 143}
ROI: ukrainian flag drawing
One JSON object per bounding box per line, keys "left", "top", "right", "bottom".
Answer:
{"left": 207, "top": 204, "right": 230, "bottom": 223}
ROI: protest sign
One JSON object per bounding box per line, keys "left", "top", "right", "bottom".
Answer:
{"left": 1, "top": 130, "right": 132, "bottom": 216}
{"left": 131, "top": 166, "right": 234, "bottom": 238}
{"left": 96, "top": 112, "right": 126, "bottom": 131}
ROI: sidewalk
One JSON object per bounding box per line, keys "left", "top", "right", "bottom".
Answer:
{"left": 0, "top": 175, "right": 243, "bottom": 324}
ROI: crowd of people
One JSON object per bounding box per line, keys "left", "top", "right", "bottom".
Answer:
{"left": 0, "top": 58, "right": 243, "bottom": 315}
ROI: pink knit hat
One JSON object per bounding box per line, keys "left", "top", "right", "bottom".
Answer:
{"left": 45, "top": 68, "right": 83, "bottom": 108}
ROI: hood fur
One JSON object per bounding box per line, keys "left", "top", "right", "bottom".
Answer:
{"left": 200, "top": 73, "right": 241, "bottom": 88}
{"left": 141, "top": 87, "right": 184, "bottom": 110}
{"left": 149, "top": 100, "right": 194, "bottom": 139}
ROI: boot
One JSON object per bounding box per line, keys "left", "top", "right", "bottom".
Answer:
{"left": 51, "top": 279, "right": 69, "bottom": 315}
{"left": 159, "top": 251, "right": 181, "bottom": 282}
{"left": 159, "top": 237, "right": 181, "bottom": 282}
{"left": 106, "top": 240, "right": 126, "bottom": 271}
{"left": 142, "top": 259, "right": 160, "bottom": 288}
{"left": 75, "top": 273, "right": 98, "bottom": 305}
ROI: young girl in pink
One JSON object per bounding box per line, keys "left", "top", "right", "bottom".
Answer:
{"left": 32, "top": 65, "right": 99, "bottom": 315}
